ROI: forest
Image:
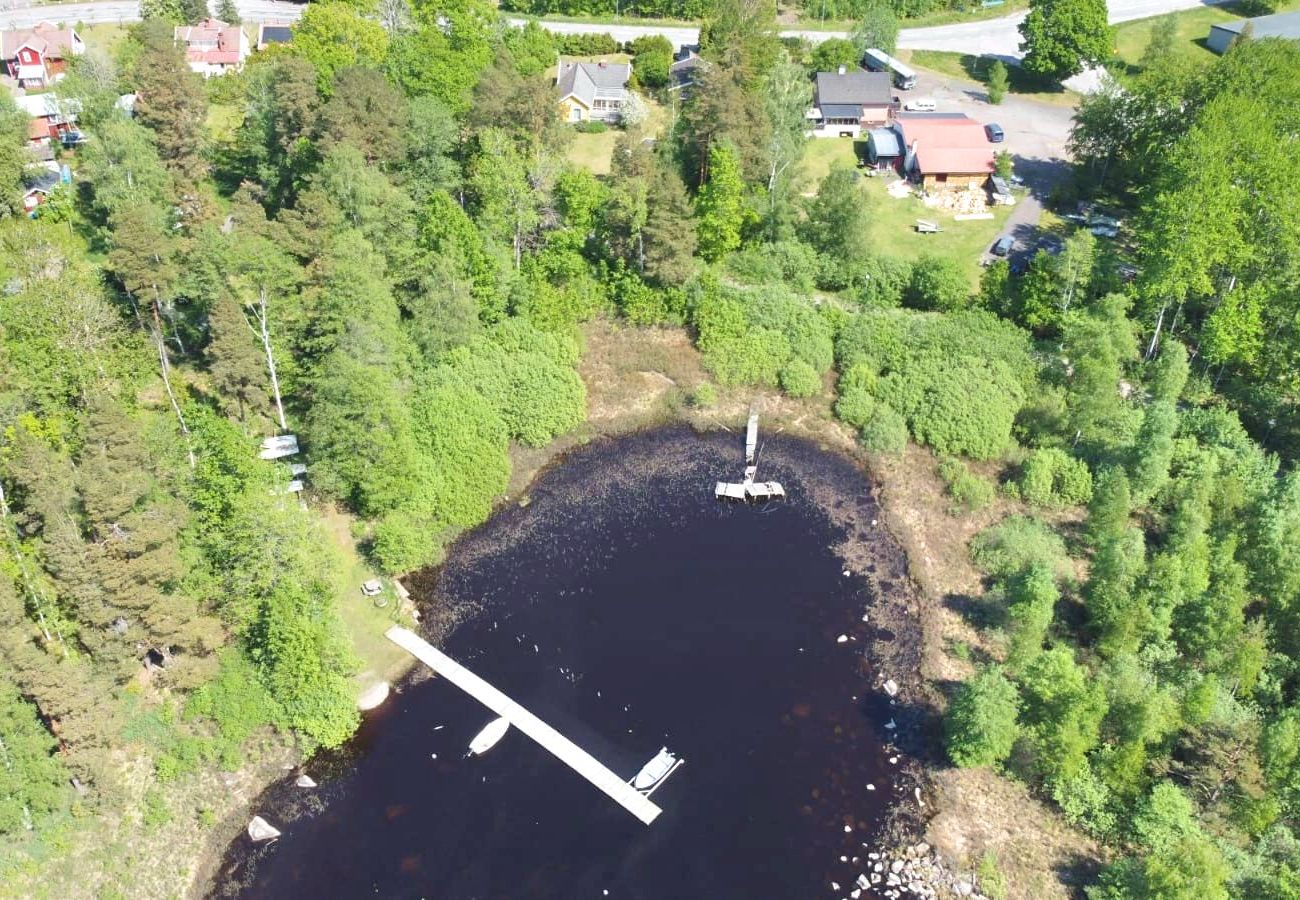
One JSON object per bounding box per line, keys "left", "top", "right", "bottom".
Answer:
{"left": 0, "top": 0, "right": 1297, "bottom": 895}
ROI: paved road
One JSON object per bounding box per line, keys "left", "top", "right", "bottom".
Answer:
{"left": 1, "top": 0, "right": 302, "bottom": 27}
{"left": 6, "top": 0, "right": 1229, "bottom": 50}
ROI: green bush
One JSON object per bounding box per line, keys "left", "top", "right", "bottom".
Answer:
{"left": 1017, "top": 448, "right": 1094, "bottom": 507}
{"left": 834, "top": 362, "right": 879, "bottom": 429}
{"left": 860, "top": 403, "right": 908, "bottom": 453}
{"left": 883, "top": 354, "right": 1023, "bottom": 459}
{"left": 371, "top": 507, "right": 443, "bottom": 574}
{"left": 945, "top": 667, "right": 1020, "bottom": 768}
{"left": 857, "top": 255, "right": 912, "bottom": 309}
{"left": 779, "top": 359, "right": 821, "bottom": 398}
{"left": 970, "top": 515, "right": 1071, "bottom": 578}
{"left": 905, "top": 253, "right": 971, "bottom": 312}
{"left": 939, "top": 457, "right": 995, "bottom": 512}
{"left": 688, "top": 382, "right": 717, "bottom": 408}
{"left": 574, "top": 120, "right": 608, "bottom": 134}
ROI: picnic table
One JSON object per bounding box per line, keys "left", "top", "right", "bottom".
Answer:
{"left": 915, "top": 219, "right": 942, "bottom": 234}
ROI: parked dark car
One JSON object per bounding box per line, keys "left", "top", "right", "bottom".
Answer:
{"left": 985, "top": 123, "right": 1005, "bottom": 143}
{"left": 991, "top": 235, "right": 1014, "bottom": 257}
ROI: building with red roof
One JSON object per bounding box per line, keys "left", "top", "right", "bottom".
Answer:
{"left": 174, "top": 19, "right": 250, "bottom": 77}
{"left": 2, "top": 23, "right": 84, "bottom": 88}
{"left": 894, "top": 113, "right": 996, "bottom": 191}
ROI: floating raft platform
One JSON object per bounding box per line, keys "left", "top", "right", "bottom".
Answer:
{"left": 385, "top": 626, "right": 663, "bottom": 825}
{"left": 717, "top": 408, "right": 784, "bottom": 501}
{"left": 715, "top": 481, "right": 785, "bottom": 501}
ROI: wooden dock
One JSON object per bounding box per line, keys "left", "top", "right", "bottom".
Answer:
{"left": 385, "top": 626, "right": 663, "bottom": 825}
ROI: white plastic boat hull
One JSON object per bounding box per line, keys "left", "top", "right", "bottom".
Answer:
{"left": 468, "top": 716, "right": 510, "bottom": 755}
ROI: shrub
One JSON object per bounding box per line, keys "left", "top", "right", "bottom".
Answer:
{"left": 860, "top": 403, "right": 908, "bottom": 453}
{"left": 905, "top": 253, "right": 971, "bottom": 312}
{"left": 556, "top": 33, "right": 619, "bottom": 55}
{"left": 1050, "top": 767, "right": 1119, "bottom": 838}
{"left": 689, "top": 382, "right": 717, "bottom": 408}
{"left": 939, "top": 457, "right": 995, "bottom": 512}
{"left": 728, "top": 240, "right": 821, "bottom": 293}
{"left": 970, "top": 515, "right": 1071, "bottom": 578}
{"left": 574, "top": 120, "right": 608, "bottom": 134}
{"left": 780, "top": 359, "right": 821, "bottom": 398}
{"left": 835, "top": 362, "right": 879, "bottom": 429}
{"left": 945, "top": 667, "right": 1020, "bottom": 768}
{"left": 1017, "top": 448, "right": 1094, "bottom": 507}
{"left": 883, "top": 354, "right": 1023, "bottom": 459}
{"left": 857, "top": 255, "right": 912, "bottom": 308}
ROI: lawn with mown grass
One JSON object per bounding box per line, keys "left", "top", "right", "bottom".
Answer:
{"left": 902, "top": 50, "right": 1080, "bottom": 106}
{"left": 1110, "top": 0, "right": 1300, "bottom": 75}
{"left": 793, "top": 139, "right": 1014, "bottom": 286}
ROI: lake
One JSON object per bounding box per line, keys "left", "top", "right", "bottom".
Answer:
{"left": 211, "top": 426, "right": 915, "bottom": 899}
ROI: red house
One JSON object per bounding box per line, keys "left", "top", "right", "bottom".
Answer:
{"left": 2, "top": 23, "right": 85, "bottom": 89}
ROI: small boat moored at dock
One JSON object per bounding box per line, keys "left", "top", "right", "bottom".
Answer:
{"left": 467, "top": 716, "right": 511, "bottom": 756}
{"left": 629, "top": 747, "right": 684, "bottom": 797}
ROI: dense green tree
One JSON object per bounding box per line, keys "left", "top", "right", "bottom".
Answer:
{"left": 905, "top": 254, "right": 970, "bottom": 312}
{"left": 317, "top": 66, "right": 410, "bottom": 164}
{"left": 293, "top": 2, "right": 390, "bottom": 88}
{"left": 468, "top": 128, "right": 540, "bottom": 269}
{"left": 0, "top": 93, "right": 29, "bottom": 216}
{"left": 1019, "top": 645, "right": 1107, "bottom": 782}
{"left": 130, "top": 21, "right": 209, "bottom": 187}
{"left": 1020, "top": 0, "right": 1113, "bottom": 80}
{"left": 945, "top": 667, "right": 1020, "bottom": 768}
{"left": 643, "top": 164, "right": 698, "bottom": 286}
{"left": 810, "top": 38, "right": 860, "bottom": 73}
{"left": 695, "top": 142, "right": 747, "bottom": 262}
{"left": 0, "top": 680, "right": 69, "bottom": 836}
{"left": 1006, "top": 562, "right": 1059, "bottom": 669}
{"left": 800, "top": 168, "right": 871, "bottom": 272}
{"left": 986, "top": 59, "right": 1009, "bottom": 104}
{"left": 852, "top": 0, "right": 900, "bottom": 55}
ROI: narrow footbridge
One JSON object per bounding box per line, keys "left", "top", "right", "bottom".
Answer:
{"left": 385, "top": 626, "right": 663, "bottom": 825}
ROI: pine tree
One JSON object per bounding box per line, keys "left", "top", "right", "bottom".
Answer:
{"left": 643, "top": 164, "right": 698, "bottom": 286}
{"left": 75, "top": 397, "right": 223, "bottom": 685}
{"left": 131, "top": 21, "right": 209, "bottom": 187}
{"left": 207, "top": 294, "right": 272, "bottom": 424}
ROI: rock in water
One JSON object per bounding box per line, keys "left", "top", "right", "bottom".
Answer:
{"left": 247, "top": 816, "right": 281, "bottom": 842}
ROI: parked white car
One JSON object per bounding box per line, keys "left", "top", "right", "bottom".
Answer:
{"left": 903, "top": 97, "right": 937, "bottom": 112}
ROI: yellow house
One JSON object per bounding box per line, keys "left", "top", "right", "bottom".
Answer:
{"left": 556, "top": 60, "right": 632, "bottom": 123}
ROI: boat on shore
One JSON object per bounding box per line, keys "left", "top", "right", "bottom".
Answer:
{"left": 467, "top": 716, "right": 510, "bottom": 756}
{"left": 630, "top": 747, "right": 684, "bottom": 797}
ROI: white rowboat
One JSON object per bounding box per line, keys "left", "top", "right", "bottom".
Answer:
{"left": 467, "top": 716, "right": 510, "bottom": 756}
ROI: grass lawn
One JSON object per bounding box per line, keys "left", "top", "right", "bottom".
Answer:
{"left": 74, "top": 23, "right": 130, "bottom": 55}
{"left": 567, "top": 128, "right": 621, "bottom": 175}
{"left": 564, "top": 94, "right": 669, "bottom": 176}
{"left": 903, "top": 50, "right": 1080, "bottom": 106}
{"left": 318, "top": 506, "right": 414, "bottom": 691}
{"left": 793, "top": 139, "right": 1012, "bottom": 285}
{"left": 1110, "top": 0, "right": 1300, "bottom": 74}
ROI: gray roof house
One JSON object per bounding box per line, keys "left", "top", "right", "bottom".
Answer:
{"left": 669, "top": 45, "right": 707, "bottom": 91}
{"left": 807, "top": 68, "right": 895, "bottom": 138}
{"left": 556, "top": 59, "right": 632, "bottom": 123}
{"left": 1207, "top": 9, "right": 1300, "bottom": 53}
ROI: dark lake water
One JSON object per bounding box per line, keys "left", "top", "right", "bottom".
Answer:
{"left": 213, "top": 427, "right": 906, "bottom": 899}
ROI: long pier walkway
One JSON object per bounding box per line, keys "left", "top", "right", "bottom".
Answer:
{"left": 385, "top": 626, "right": 663, "bottom": 825}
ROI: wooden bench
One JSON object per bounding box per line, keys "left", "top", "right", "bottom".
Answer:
{"left": 915, "top": 219, "right": 941, "bottom": 234}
